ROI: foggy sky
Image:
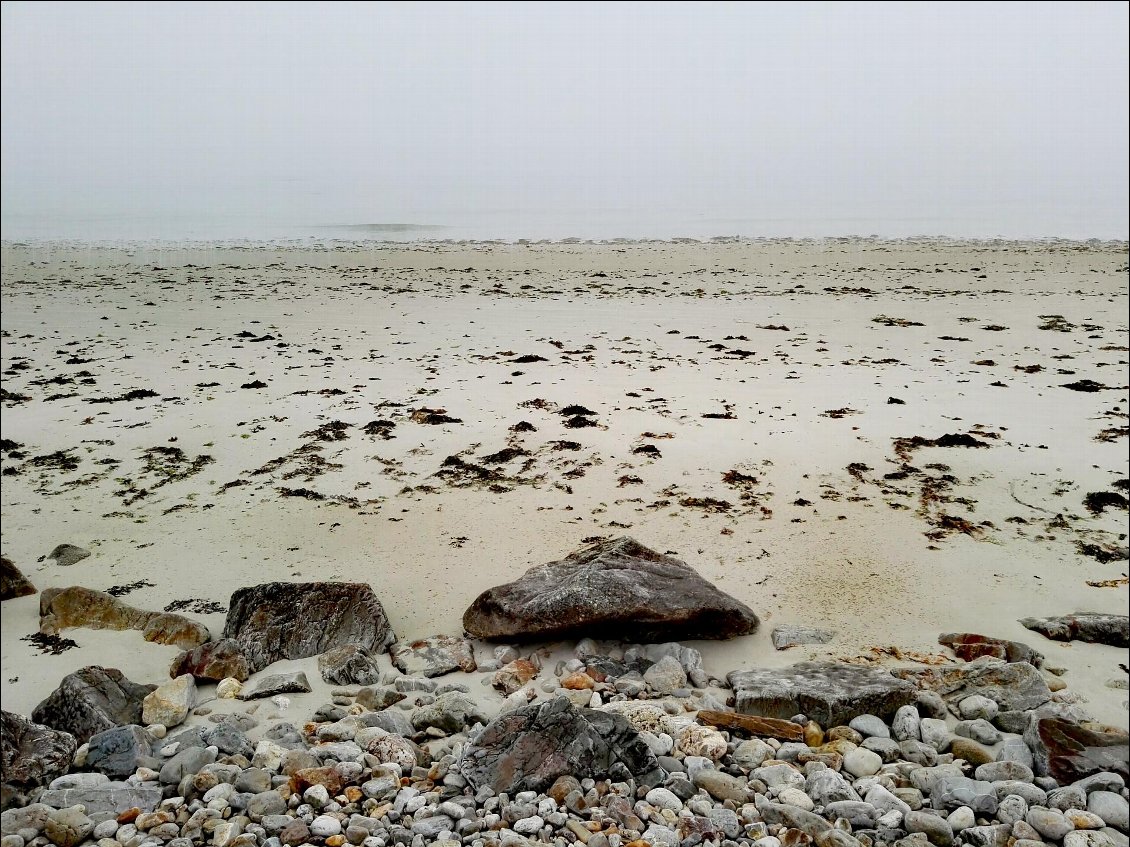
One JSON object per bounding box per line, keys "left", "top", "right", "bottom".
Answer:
{"left": 2, "top": 1, "right": 1128, "bottom": 238}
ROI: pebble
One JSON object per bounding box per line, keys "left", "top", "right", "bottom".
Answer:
{"left": 843, "top": 747, "right": 883, "bottom": 778}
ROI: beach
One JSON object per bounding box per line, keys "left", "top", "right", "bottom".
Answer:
{"left": 1, "top": 237, "right": 1127, "bottom": 726}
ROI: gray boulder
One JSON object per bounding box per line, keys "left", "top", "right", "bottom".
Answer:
{"left": 31, "top": 666, "right": 155, "bottom": 745}
{"left": 1019, "top": 614, "right": 1130, "bottom": 649}
{"left": 1, "top": 711, "right": 76, "bottom": 808}
{"left": 84, "top": 724, "right": 153, "bottom": 779}
{"left": 728, "top": 661, "right": 916, "bottom": 726}
{"left": 38, "top": 783, "right": 162, "bottom": 817}
{"left": 458, "top": 695, "right": 664, "bottom": 793}
{"left": 318, "top": 645, "right": 383, "bottom": 685}
{"left": 462, "top": 537, "right": 759, "bottom": 641}
{"left": 46, "top": 544, "right": 90, "bottom": 567}
{"left": 222, "top": 581, "right": 396, "bottom": 672}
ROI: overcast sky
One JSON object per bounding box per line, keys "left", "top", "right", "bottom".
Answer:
{"left": 1, "top": 1, "right": 1127, "bottom": 238}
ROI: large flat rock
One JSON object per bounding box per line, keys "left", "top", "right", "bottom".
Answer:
{"left": 1019, "top": 613, "right": 1130, "bottom": 648}
{"left": 221, "top": 582, "right": 396, "bottom": 673}
{"left": 462, "top": 537, "right": 759, "bottom": 642}
{"left": 893, "top": 660, "right": 1052, "bottom": 712}
{"left": 728, "top": 662, "right": 916, "bottom": 726}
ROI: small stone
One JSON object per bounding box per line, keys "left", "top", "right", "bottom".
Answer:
{"left": 771, "top": 625, "right": 835, "bottom": 650}
{"left": 950, "top": 737, "right": 994, "bottom": 767}
{"left": 310, "top": 815, "right": 342, "bottom": 837}
{"left": 959, "top": 695, "right": 1000, "bottom": 722}
{"left": 955, "top": 719, "right": 1001, "bottom": 745}
{"left": 843, "top": 748, "right": 883, "bottom": 778}
{"left": 905, "top": 810, "right": 955, "bottom": 846}
{"left": 1027, "top": 807, "right": 1076, "bottom": 841}
{"left": 43, "top": 808, "right": 94, "bottom": 847}
{"left": 948, "top": 807, "right": 976, "bottom": 832}
{"left": 849, "top": 715, "right": 891, "bottom": 739}
{"left": 236, "top": 672, "right": 311, "bottom": 700}
{"left": 778, "top": 787, "right": 815, "bottom": 811}
{"left": 1067, "top": 810, "right": 1109, "bottom": 830}
{"left": 920, "top": 718, "right": 951, "bottom": 752}
{"left": 216, "top": 678, "right": 242, "bottom": 699}
{"left": 492, "top": 659, "right": 538, "bottom": 695}
{"left": 892, "top": 705, "right": 921, "bottom": 742}
{"left": 643, "top": 655, "right": 687, "bottom": 695}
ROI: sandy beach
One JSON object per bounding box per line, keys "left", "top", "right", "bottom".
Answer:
{"left": 1, "top": 238, "right": 1127, "bottom": 727}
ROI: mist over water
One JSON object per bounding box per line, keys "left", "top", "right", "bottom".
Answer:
{"left": 2, "top": 2, "right": 1127, "bottom": 243}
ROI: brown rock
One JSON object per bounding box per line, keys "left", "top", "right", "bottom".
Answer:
{"left": 463, "top": 537, "right": 759, "bottom": 642}
{"left": 548, "top": 774, "right": 583, "bottom": 804}
{"left": 950, "top": 737, "right": 994, "bottom": 766}
{"left": 170, "top": 639, "right": 251, "bottom": 682}
{"left": 804, "top": 721, "right": 825, "bottom": 747}
{"left": 290, "top": 766, "right": 345, "bottom": 796}
{"left": 493, "top": 659, "right": 539, "bottom": 694}
{"left": 938, "top": 632, "right": 1044, "bottom": 666}
{"left": 39, "top": 586, "right": 210, "bottom": 650}
{"left": 695, "top": 710, "right": 805, "bottom": 742}
{"left": 561, "top": 672, "right": 595, "bottom": 690}
{"left": 1, "top": 556, "right": 36, "bottom": 600}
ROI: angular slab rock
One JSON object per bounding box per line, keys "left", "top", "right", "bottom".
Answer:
{"left": 37, "top": 784, "right": 163, "bottom": 817}
{"left": 32, "top": 666, "right": 156, "bottom": 745}
{"left": 1025, "top": 717, "right": 1130, "bottom": 784}
{"left": 170, "top": 638, "right": 251, "bottom": 682}
{"left": 458, "top": 695, "right": 664, "bottom": 793}
{"left": 237, "top": 671, "right": 312, "bottom": 700}
{"left": 390, "top": 634, "right": 477, "bottom": 677}
{"left": 40, "top": 586, "right": 210, "bottom": 650}
{"left": 695, "top": 709, "right": 805, "bottom": 742}
{"left": 222, "top": 581, "right": 396, "bottom": 673}
{"left": 318, "top": 645, "right": 382, "bottom": 685}
{"left": 141, "top": 674, "right": 197, "bottom": 727}
{"left": 463, "top": 537, "right": 759, "bottom": 641}
{"left": 893, "top": 660, "right": 1052, "bottom": 712}
{"left": 728, "top": 662, "right": 916, "bottom": 726}
{"left": 1, "top": 556, "right": 36, "bottom": 601}
{"left": 1, "top": 711, "right": 77, "bottom": 803}
{"left": 47, "top": 544, "right": 90, "bottom": 567}
{"left": 1019, "top": 614, "right": 1130, "bottom": 649}
{"left": 938, "top": 633, "right": 1044, "bottom": 666}
{"left": 772, "top": 625, "right": 835, "bottom": 650}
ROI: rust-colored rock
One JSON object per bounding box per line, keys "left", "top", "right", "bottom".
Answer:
{"left": 290, "top": 766, "right": 346, "bottom": 797}
{"left": 170, "top": 639, "right": 251, "bottom": 682}
{"left": 40, "top": 586, "right": 210, "bottom": 650}
{"left": 463, "top": 537, "right": 759, "bottom": 642}
{"left": 561, "top": 671, "right": 596, "bottom": 690}
{"left": 1025, "top": 717, "right": 1129, "bottom": 783}
{"left": 493, "top": 659, "right": 539, "bottom": 694}
{"left": 938, "top": 632, "right": 1044, "bottom": 666}
{"left": 695, "top": 709, "right": 805, "bottom": 742}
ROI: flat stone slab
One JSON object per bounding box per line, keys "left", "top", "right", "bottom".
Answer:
{"left": 37, "top": 784, "right": 163, "bottom": 817}
{"left": 237, "top": 671, "right": 311, "bottom": 700}
{"left": 893, "top": 660, "right": 1052, "bottom": 712}
{"left": 463, "top": 537, "right": 759, "bottom": 642}
{"left": 728, "top": 662, "right": 916, "bottom": 726}
{"left": 1019, "top": 614, "right": 1130, "bottom": 648}
{"left": 771, "top": 625, "right": 835, "bottom": 650}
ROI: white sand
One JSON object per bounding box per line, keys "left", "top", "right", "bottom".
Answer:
{"left": 1, "top": 239, "right": 1127, "bottom": 727}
